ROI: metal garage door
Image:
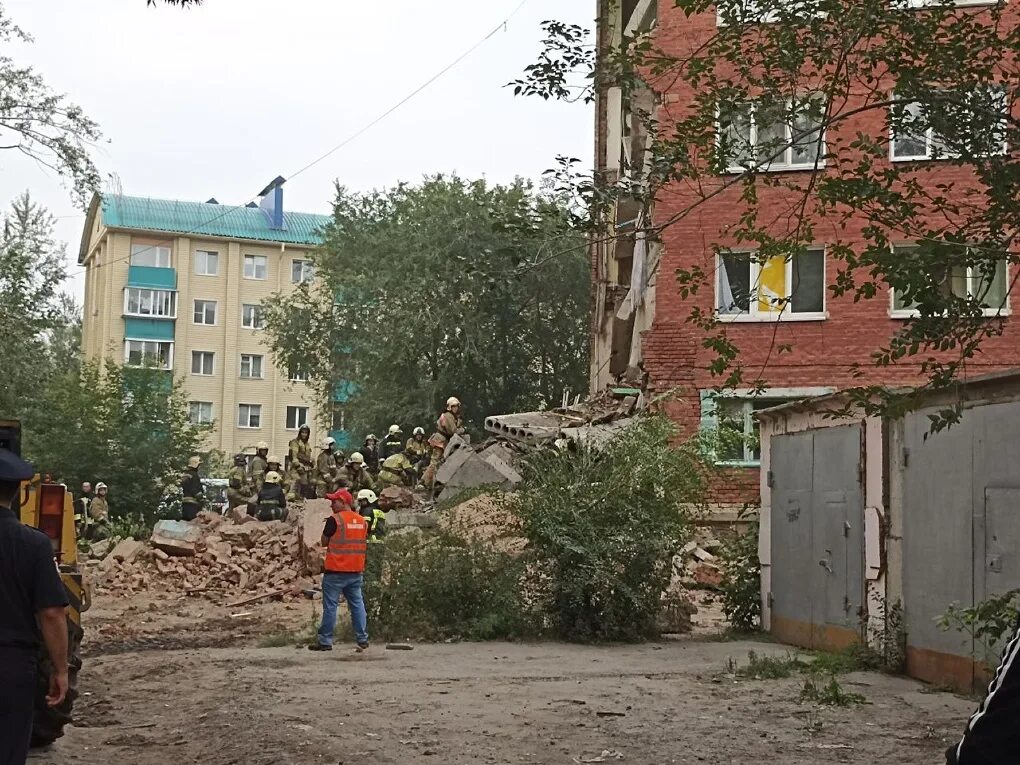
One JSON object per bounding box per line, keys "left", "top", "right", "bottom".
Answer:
{"left": 770, "top": 424, "right": 865, "bottom": 649}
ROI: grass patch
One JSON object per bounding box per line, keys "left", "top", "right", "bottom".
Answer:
{"left": 732, "top": 650, "right": 808, "bottom": 679}
{"left": 257, "top": 631, "right": 301, "bottom": 648}
{"left": 800, "top": 675, "right": 867, "bottom": 707}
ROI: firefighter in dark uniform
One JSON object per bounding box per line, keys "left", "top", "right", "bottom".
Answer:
{"left": 0, "top": 449, "right": 69, "bottom": 765}
{"left": 180, "top": 455, "right": 205, "bottom": 522}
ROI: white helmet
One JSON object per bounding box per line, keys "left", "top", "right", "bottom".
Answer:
{"left": 348, "top": 452, "right": 365, "bottom": 465}
{"left": 95, "top": 482, "right": 108, "bottom": 491}
{"left": 321, "top": 436, "right": 336, "bottom": 449}
{"left": 264, "top": 471, "right": 281, "bottom": 484}
{"left": 357, "top": 489, "right": 378, "bottom": 504}
{"left": 256, "top": 441, "right": 269, "bottom": 452}
{"left": 387, "top": 424, "right": 401, "bottom": 435}
{"left": 446, "top": 397, "right": 461, "bottom": 408}
{"left": 413, "top": 426, "right": 425, "bottom": 436}
{"left": 267, "top": 455, "right": 282, "bottom": 466}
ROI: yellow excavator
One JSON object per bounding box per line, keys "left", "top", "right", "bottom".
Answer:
{"left": 0, "top": 419, "right": 88, "bottom": 746}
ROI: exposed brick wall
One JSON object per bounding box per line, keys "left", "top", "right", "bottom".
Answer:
{"left": 638, "top": 1, "right": 1020, "bottom": 506}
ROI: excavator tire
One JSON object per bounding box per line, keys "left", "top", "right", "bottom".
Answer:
{"left": 30, "top": 619, "right": 82, "bottom": 748}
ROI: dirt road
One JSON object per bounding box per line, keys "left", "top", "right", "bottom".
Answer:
{"left": 30, "top": 594, "right": 973, "bottom": 765}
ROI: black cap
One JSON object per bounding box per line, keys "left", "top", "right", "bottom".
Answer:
{"left": 0, "top": 448, "right": 34, "bottom": 482}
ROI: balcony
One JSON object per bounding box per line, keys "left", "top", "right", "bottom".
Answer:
{"left": 127, "top": 265, "right": 177, "bottom": 290}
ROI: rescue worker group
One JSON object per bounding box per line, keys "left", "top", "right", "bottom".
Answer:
{"left": 186, "top": 397, "right": 464, "bottom": 531}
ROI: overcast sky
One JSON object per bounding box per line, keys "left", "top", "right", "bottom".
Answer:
{"left": 3, "top": 0, "right": 594, "bottom": 300}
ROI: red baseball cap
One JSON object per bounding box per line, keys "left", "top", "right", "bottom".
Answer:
{"left": 326, "top": 488, "right": 353, "bottom": 506}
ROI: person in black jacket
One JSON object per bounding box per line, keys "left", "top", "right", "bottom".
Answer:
{"left": 254, "top": 471, "right": 288, "bottom": 521}
{"left": 361, "top": 434, "right": 381, "bottom": 474}
{"left": 381, "top": 425, "right": 403, "bottom": 459}
{"left": 180, "top": 456, "right": 205, "bottom": 522}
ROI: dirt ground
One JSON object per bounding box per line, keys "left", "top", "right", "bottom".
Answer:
{"left": 29, "top": 592, "right": 974, "bottom": 765}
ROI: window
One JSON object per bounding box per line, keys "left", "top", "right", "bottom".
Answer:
{"left": 890, "top": 245, "right": 1009, "bottom": 317}
{"left": 124, "top": 288, "right": 176, "bottom": 318}
{"left": 195, "top": 250, "right": 219, "bottom": 276}
{"left": 240, "top": 354, "right": 265, "bottom": 379}
{"left": 124, "top": 340, "right": 173, "bottom": 369}
{"left": 289, "top": 366, "right": 310, "bottom": 382}
{"left": 191, "top": 351, "right": 214, "bottom": 376}
{"left": 241, "top": 304, "right": 265, "bottom": 329}
{"left": 286, "top": 406, "right": 309, "bottom": 430}
{"left": 718, "top": 97, "right": 826, "bottom": 171}
{"left": 243, "top": 254, "right": 268, "bottom": 280}
{"left": 237, "top": 404, "right": 262, "bottom": 429}
{"left": 130, "top": 242, "right": 172, "bottom": 268}
{"left": 291, "top": 259, "right": 315, "bottom": 284}
{"left": 716, "top": 0, "right": 824, "bottom": 25}
{"left": 891, "top": 88, "right": 1007, "bottom": 161}
{"left": 900, "top": 0, "right": 999, "bottom": 7}
{"left": 189, "top": 402, "right": 213, "bottom": 425}
{"left": 717, "top": 248, "right": 826, "bottom": 319}
{"left": 193, "top": 299, "right": 217, "bottom": 325}
{"left": 331, "top": 405, "right": 345, "bottom": 432}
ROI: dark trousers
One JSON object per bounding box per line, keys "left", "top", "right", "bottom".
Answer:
{"left": 181, "top": 501, "right": 201, "bottom": 522}
{"left": 0, "top": 647, "right": 36, "bottom": 765}
{"left": 948, "top": 616, "right": 1020, "bottom": 764}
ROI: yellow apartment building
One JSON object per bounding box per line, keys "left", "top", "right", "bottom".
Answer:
{"left": 78, "top": 178, "right": 333, "bottom": 458}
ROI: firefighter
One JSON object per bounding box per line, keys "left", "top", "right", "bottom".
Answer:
{"left": 338, "top": 452, "right": 376, "bottom": 494}
{"left": 288, "top": 425, "right": 314, "bottom": 498}
{"left": 314, "top": 437, "right": 339, "bottom": 498}
{"left": 266, "top": 455, "right": 291, "bottom": 498}
{"left": 381, "top": 425, "right": 403, "bottom": 459}
{"left": 74, "top": 482, "right": 92, "bottom": 538}
{"left": 406, "top": 427, "right": 428, "bottom": 464}
{"left": 227, "top": 453, "right": 253, "bottom": 510}
{"left": 180, "top": 456, "right": 205, "bottom": 522}
{"left": 361, "top": 434, "right": 381, "bottom": 474}
{"left": 84, "top": 482, "right": 111, "bottom": 541}
{"left": 251, "top": 441, "right": 270, "bottom": 491}
{"left": 254, "top": 471, "right": 288, "bottom": 521}
{"left": 378, "top": 449, "right": 416, "bottom": 487}
{"left": 356, "top": 489, "right": 387, "bottom": 543}
{"left": 423, "top": 397, "right": 464, "bottom": 489}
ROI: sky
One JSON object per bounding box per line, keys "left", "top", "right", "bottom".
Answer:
{"left": 2, "top": 0, "right": 594, "bottom": 300}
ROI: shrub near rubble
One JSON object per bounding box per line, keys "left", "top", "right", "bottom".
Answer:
{"left": 507, "top": 415, "right": 707, "bottom": 642}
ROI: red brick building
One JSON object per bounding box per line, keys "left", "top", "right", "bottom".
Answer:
{"left": 591, "top": 0, "right": 1020, "bottom": 513}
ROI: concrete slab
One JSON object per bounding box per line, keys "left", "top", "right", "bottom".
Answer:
{"left": 299, "top": 499, "right": 332, "bottom": 575}
{"left": 149, "top": 521, "right": 203, "bottom": 557}
{"left": 435, "top": 444, "right": 475, "bottom": 485}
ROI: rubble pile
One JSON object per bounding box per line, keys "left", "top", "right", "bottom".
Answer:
{"left": 678, "top": 537, "right": 726, "bottom": 588}
{"left": 91, "top": 502, "right": 333, "bottom": 600}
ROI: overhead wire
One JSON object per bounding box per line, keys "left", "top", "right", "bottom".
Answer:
{"left": 69, "top": 0, "right": 530, "bottom": 276}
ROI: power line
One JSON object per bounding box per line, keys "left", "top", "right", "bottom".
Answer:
{"left": 71, "top": 0, "right": 530, "bottom": 277}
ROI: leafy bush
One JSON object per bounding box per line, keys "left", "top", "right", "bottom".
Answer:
{"left": 361, "top": 532, "right": 535, "bottom": 642}
{"left": 719, "top": 519, "right": 761, "bottom": 631}
{"left": 506, "top": 415, "right": 706, "bottom": 642}
{"left": 938, "top": 589, "right": 1020, "bottom": 659}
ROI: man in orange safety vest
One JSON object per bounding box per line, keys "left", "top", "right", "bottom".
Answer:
{"left": 308, "top": 488, "right": 370, "bottom": 652}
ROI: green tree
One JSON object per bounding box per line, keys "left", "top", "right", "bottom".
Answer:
{"left": 0, "top": 4, "right": 102, "bottom": 207}
{"left": 262, "top": 175, "right": 590, "bottom": 436}
{"left": 23, "top": 361, "right": 205, "bottom": 521}
{"left": 517, "top": 2, "right": 1020, "bottom": 420}
{"left": 0, "top": 192, "right": 69, "bottom": 417}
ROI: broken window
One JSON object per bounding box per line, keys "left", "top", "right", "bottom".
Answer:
{"left": 717, "top": 248, "right": 825, "bottom": 318}
{"left": 718, "top": 96, "right": 825, "bottom": 171}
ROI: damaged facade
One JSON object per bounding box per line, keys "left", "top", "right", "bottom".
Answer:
{"left": 591, "top": 2, "right": 1020, "bottom": 515}
{"left": 758, "top": 371, "right": 1020, "bottom": 692}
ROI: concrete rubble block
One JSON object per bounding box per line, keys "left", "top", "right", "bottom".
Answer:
{"left": 443, "top": 433, "right": 471, "bottom": 460}
{"left": 150, "top": 521, "right": 203, "bottom": 557}
{"left": 378, "top": 486, "right": 414, "bottom": 511}
{"left": 387, "top": 510, "right": 439, "bottom": 531}
{"left": 227, "top": 506, "right": 254, "bottom": 524}
{"left": 693, "top": 562, "right": 724, "bottom": 587}
{"left": 218, "top": 525, "right": 257, "bottom": 548}
{"left": 299, "top": 499, "right": 333, "bottom": 576}
{"left": 88, "top": 538, "right": 115, "bottom": 560}
{"left": 434, "top": 445, "right": 475, "bottom": 485}
{"left": 479, "top": 443, "right": 516, "bottom": 467}
{"left": 98, "top": 538, "right": 143, "bottom": 571}
{"left": 482, "top": 454, "right": 522, "bottom": 486}
{"left": 445, "top": 453, "right": 515, "bottom": 491}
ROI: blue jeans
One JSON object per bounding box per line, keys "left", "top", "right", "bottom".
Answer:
{"left": 317, "top": 572, "right": 368, "bottom": 647}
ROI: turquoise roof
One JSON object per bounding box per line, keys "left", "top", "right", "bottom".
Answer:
{"left": 100, "top": 194, "right": 331, "bottom": 246}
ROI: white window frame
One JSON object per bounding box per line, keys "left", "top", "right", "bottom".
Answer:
{"left": 289, "top": 367, "right": 310, "bottom": 382}
{"left": 901, "top": 0, "right": 1000, "bottom": 7}
{"left": 191, "top": 350, "right": 215, "bottom": 376}
{"left": 715, "top": 248, "right": 828, "bottom": 322}
{"left": 189, "top": 401, "right": 214, "bottom": 426}
{"left": 123, "top": 339, "right": 174, "bottom": 370}
{"left": 123, "top": 287, "right": 177, "bottom": 319}
{"left": 130, "top": 243, "right": 172, "bottom": 268}
{"left": 890, "top": 88, "right": 1008, "bottom": 162}
{"left": 243, "top": 254, "right": 268, "bottom": 280}
{"left": 718, "top": 98, "right": 827, "bottom": 173}
{"left": 700, "top": 387, "right": 834, "bottom": 466}
{"left": 237, "top": 403, "right": 263, "bottom": 429}
{"left": 193, "top": 299, "right": 218, "bottom": 326}
{"left": 291, "top": 259, "right": 315, "bottom": 284}
{"left": 286, "top": 405, "right": 310, "bottom": 430}
{"left": 239, "top": 354, "right": 265, "bottom": 380}
{"left": 241, "top": 303, "right": 265, "bottom": 330}
{"left": 195, "top": 249, "right": 219, "bottom": 276}
{"left": 888, "top": 245, "right": 1012, "bottom": 318}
